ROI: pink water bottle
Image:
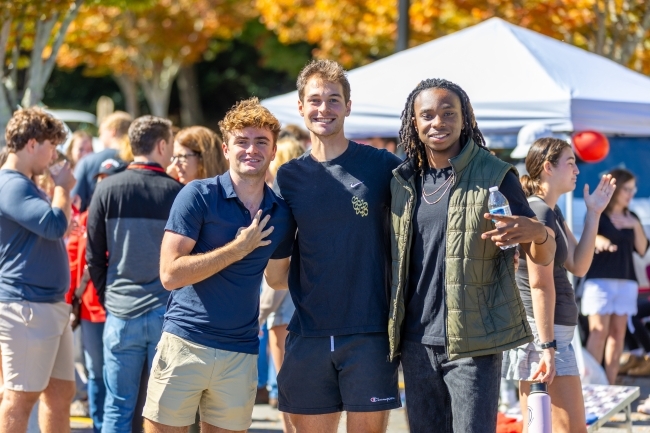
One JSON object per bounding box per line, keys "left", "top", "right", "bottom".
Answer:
{"left": 528, "top": 382, "right": 551, "bottom": 433}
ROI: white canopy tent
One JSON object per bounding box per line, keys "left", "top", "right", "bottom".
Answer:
{"left": 262, "top": 17, "right": 650, "bottom": 140}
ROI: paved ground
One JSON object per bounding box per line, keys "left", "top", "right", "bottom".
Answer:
{"left": 69, "top": 375, "right": 650, "bottom": 432}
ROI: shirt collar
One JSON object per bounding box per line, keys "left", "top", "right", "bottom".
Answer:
{"left": 220, "top": 170, "right": 279, "bottom": 212}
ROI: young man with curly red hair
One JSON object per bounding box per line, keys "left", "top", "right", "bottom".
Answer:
{"left": 0, "top": 108, "right": 76, "bottom": 433}
{"left": 143, "top": 98, "right": 296, "bottom": 433}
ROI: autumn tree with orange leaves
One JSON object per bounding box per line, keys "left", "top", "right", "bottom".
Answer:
{"left": 58, "top": 0, "right": 254, "bottom": 119}
{"left": 0, "top": 0, "right": 84, "bottom": 144}
{"left": 256, "top": 0, "right": 650, "bottom": 74}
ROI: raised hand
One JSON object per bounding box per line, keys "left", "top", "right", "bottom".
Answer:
{"left": 233, "top": 210, "right": 274, "bottom": 257}
{"left": 584, "top": 174, "right": 616, "bottom": 215}
{"left": 51, "top": 161, "right": 76, "bottom": 191}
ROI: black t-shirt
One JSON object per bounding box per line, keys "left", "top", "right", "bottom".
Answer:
{"left": 404, "top": 169, "right": 536, "bottom": 345}
{"left": 585, "top": 212, "right": 644, "bottom": 282}
{"left": 274, "top": 141, "right": 401, "bottom": 337}
{"left": 516, "top": 197, "right": 578, "bottom": 326}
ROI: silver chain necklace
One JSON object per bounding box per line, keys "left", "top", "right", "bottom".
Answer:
{"left": 421, "top": 170, "right": 455, "bottom": 205}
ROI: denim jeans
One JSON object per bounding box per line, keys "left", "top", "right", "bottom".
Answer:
{"left": 401, "top": 340, "right": 502, "bottom": 433}
{"left": 81, "top": 319, "right": 105, "bottom": 433}
{"left": 102, "top": 306, "right": 165, "bottom": 433}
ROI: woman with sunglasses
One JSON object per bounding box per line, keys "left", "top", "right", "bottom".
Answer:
{"left": 582, "top": 168, "right": 649, "bottom": 384}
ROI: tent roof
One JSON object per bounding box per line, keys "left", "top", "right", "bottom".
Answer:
{"left": 262, "top": 17, "right": 650, "bottom": 138}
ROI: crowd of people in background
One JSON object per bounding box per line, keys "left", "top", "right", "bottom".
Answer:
{"left": 0, "top": 58, "right": 648, "bottom": 433}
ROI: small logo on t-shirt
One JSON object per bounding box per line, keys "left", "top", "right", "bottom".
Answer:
{"left": 350, "top": 181, "right": 364, "bottom": 188}
{"left": 370, "top": 397, "right": 396, "bottom": 403}
{"left": 352, "top": 196, "right": 368, "bottom": 217}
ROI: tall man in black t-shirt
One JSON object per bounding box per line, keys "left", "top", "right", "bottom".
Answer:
{"left": 265, "top": 60, "right": 402, "bottom": 432}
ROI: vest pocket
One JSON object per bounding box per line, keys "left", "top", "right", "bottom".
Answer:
{"left": 477, "top": 288, "right": 496, "bottom": 335}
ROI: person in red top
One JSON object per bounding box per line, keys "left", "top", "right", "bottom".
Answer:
{"left": 66, "top": 158, "right": 125, "bottom": 433}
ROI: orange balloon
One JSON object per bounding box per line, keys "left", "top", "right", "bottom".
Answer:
{"left": 572, "top": 130, "right": 610, "bottom": 163}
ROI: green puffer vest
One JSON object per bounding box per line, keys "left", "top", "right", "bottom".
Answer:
{"left": 388, "top": 138, "right": 533, "bottom": 361}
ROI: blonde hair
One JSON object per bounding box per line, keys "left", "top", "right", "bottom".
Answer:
{"left": 99, "top": 111, "right": 132, "bottom": 138}
{"left": 175, "top": 126, "right": 228, "bottom": 178}
{"left": 219, "top": 97, "right": 281, "bottom": 144}
{"left": 117, "top": 135, "right": 134, "bottom": 163}
{"left": 269, "top": 137, "right": 305, "bottom": 178}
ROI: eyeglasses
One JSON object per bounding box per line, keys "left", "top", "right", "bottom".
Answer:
{"left": 171, "top": 153, "right": 200, "bottom": 163}
{"left": 621, "top": 186, "right": 638, "bottom": 195}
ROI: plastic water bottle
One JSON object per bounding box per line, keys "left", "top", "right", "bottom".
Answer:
{"left": 488, "top": 186, "right": 516, "bottom": 250}
{"left": 527, "top": 382, "right": 551, "bottom": 433}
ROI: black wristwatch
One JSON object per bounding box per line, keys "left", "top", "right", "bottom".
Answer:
{"left": 540, "top": 340, "right": 557, "bottom": 350}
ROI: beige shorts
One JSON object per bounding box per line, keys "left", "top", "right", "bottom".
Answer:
{"left": 0, "top": 301, "right": 74, "bottom": 392}
{"left": 143, "top": 332, "right": 258, "bottom": 430}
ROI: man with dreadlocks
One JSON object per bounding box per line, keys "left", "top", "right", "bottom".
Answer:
{"left": 388, "top": 79, "right": 556, "bottom": 432}
{"left": 265, "top": 59, "right": 402, "bottom": 432}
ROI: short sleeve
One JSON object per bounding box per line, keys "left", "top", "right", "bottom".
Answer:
{"left": 272, "top": 168, "right": 285, "bottom": 199}
{"left": 271, "top": 212, "right": 296, "bottom": 260}
{"left": 499, "top": 171, "right": 536, "bottom": 219}
{"left": 383, "top": 149, "right": 402, "bottom": 171}
{"left": 164, "top": 182, "right": 206, "bottom": 241}
{"left": 528, "top": 199, "right": 559, "bottom": 233}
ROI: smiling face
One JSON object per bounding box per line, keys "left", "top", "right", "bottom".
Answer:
{"left": 547, "top": 146, "right": 580, "bottom": 194}
{"left": 172, "top": 142, "right": 201, "bottom": 184}
{"left": 298, "top": 76, "right": 351, "bottom": 139}
{"left": 412, "top": 88, "right": 464, "bottom": 164}
{"left": 223, "top": 127, "right": 276, "bottom": 179}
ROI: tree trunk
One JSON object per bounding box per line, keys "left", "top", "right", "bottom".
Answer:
{"left": 138, "top": 62, "right": 180, "bottom": 119}
{"left": 140, "top": 80, "right": 172, "bottom": 118}
{"left": 0, "top": 17, "right": 12, "bottom": 147}
{"left": 21, "top": 0, "right": 83, "bottom": 108}
{"left": 177, "top": 64, "right": 204, "bottom": 126}
{"left": 113, "top": 74, "right": 139, "bottom": 117}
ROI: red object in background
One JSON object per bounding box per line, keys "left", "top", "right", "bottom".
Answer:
{"left": 66, "top": 211, "right": 106, "bottom": 323}
{"left": 572, "top": 130, "right": 610, "bottom": 163}
{"left": 497, "top": 412, "right": 523, "bottom": 433}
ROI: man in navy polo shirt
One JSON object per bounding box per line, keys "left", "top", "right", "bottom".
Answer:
{"left": 143, "top": 98, "right": 295, "bottom": 433}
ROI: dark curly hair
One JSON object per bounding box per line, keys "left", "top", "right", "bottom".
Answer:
{"left": 399, "top": 78, "right": 487, "bottom": 171}
{"left": 5, "top": 108, "right": 68, "bottom": 152}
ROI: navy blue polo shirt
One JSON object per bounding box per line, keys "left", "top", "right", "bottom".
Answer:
{"left": 162, "top": 171, "right": 296, "bottom": 354}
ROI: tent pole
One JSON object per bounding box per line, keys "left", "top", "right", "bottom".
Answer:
{"left": 396, "top": 0, "right": 410, "bottom": 52}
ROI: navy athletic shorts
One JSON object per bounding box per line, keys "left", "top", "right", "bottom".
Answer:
{"left": 277, "top": 332, "right": 401, "bottom": 414}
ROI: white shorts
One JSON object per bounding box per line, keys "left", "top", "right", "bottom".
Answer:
{"left": 267, "top": 294, "right": 295, "bottom": 329}
{"left": 581, "top": 278, "right": 638, "bottom": 316}
{"left": 0, "top": 301, "right": 75, "bottom": 392}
